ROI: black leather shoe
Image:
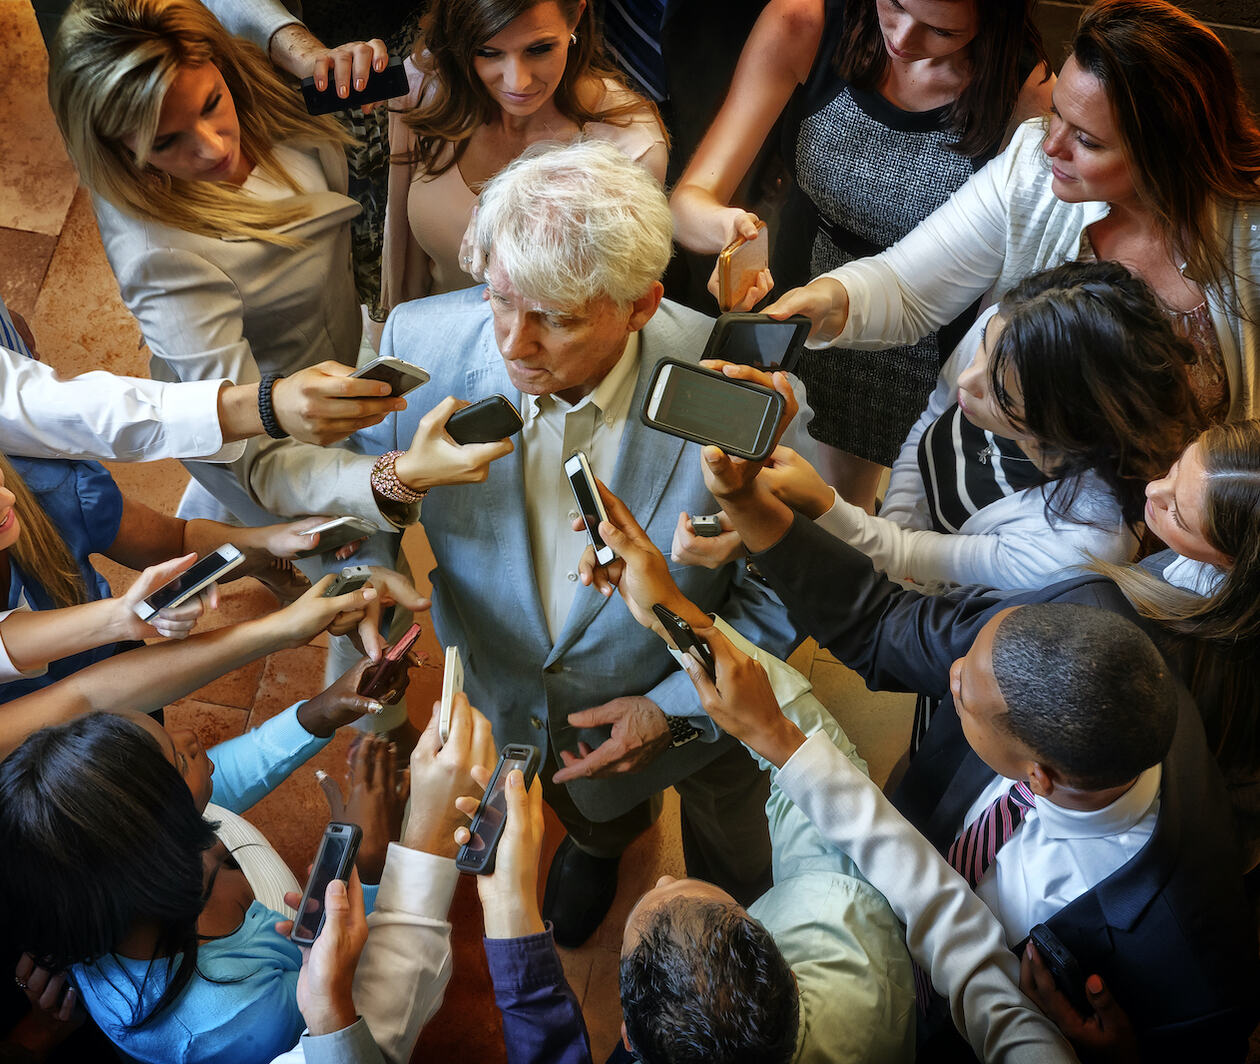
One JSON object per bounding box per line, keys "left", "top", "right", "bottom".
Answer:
{"left": 542, "top": 835, "right": 621, "bottom": 948}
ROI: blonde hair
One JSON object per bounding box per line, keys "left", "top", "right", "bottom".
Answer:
{"left": 49, "top": 0, "right": 353, "bottom": 244}
{"left": 0, "top": 456, "right": 87, "bottom": 610}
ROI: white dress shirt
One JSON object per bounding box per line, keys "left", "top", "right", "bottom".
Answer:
{"left": 521, "top": 333, "right": 641, "bottom": 640}
{"left": 964, "top": 766, "right": 1162, "bottom": 945}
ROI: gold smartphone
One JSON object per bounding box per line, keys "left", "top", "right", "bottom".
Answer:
{"left": 717, "top": 221, "right": 768, "bottom": 311}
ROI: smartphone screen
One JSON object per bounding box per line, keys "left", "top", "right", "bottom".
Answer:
{"left": 711, "top": 319, "right": 802, "bottom": 368}
{"left": 144, "top": 548, "right": 243, "bottom": 613}
{"left": 461, "top": 748, "right": 533, "bottom": 860}
{"left": 565, "top": 454, "right": 612, "bottom": 562}
{"left": 292, "top": 824, "right": 360, "bottom": 943}
{"left": 648, "top": 365, "right": 777, "bottom": 456}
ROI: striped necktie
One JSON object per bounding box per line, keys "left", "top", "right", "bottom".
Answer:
{"left": 601, "top": 0, "right": 668, "bottom": 102}
{"left": 947, "top": 779, "right": 1037, "bottom": 889}
{"left": 0, "top": 298, "right": 34, "bottom": 360}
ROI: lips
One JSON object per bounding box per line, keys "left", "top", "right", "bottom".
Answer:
{"left": 1051, "top": 165, "right": 1075, "bottom": 183}
{"left": 0, "top": 509, "right": 15, "bottom": 533}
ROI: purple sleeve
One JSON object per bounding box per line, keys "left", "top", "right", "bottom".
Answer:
{"left": 483, "top": 928, "right": 594, "bottom": 1064}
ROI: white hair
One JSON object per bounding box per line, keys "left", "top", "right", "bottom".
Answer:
{"left": 473, "top": 138, "right": 673, "bottom": 307}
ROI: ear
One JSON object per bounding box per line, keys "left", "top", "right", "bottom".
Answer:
{"left": 1026, "top": 761, "right": 1056, "bottom": 798}
{"left": 621, "top": 1020, "right": 632, "bottom": 1053}
{"left": 627, "top": 282, "right": 665, "bottom": 333}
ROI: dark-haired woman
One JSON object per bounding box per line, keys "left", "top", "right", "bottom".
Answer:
{"left": 759, "top": 262, "right": 1205, "bottom": 590}
{"left": 772, "top": 0, "right": 1260, "bottom": 433}
{"left": 381, "top": 0, "right": 667, "bottom": 311}
{"left": 669, "top": 0, "right": 1053, "bottom": 511}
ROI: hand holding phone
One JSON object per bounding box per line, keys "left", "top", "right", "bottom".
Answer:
{"left": 290, "top": 822, "right": 362, "bottom": 944}
{"left": 301, "top": 53, "right": 409, "bottom": 115}
{"left": 701, "top": 313, "right": 811, "bottom": 374}
{"left": 351, "top": 357, "right": 430, "bottom": 398}
{"left": 322, "top": 564, "right": 373, "bottom": 598}
{"left": 455, "top": 744, "right": 541, "bottom": 875}
{"left": 690, "top": 513, "right": 724, "bottom": 538}
{"left": 358, "top": 622, "right": 424, "bottom": 704}
{"left": 652, "top": 603, "right": 716, "bottom": 679}
{"left": 133, "top": 546, "right": 245, "bottom": 622}
{"left": 294, "top": 516, "right": 377, "bottom": 559}
{"left": 439, "top": 646, "right": 464, "bottom": 745}
{"left": 717, "top": 221, "right": 769, "bottom": 311}
{"left": 445, "top": 395, "right": 524, "bottom": 445}
{"left": 1028, "top": 924, "right": 1093, "bottom": 1019}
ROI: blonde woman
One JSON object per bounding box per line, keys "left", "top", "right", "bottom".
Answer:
{"left": 48, "top": 0, "right": 402, "bottom": 531}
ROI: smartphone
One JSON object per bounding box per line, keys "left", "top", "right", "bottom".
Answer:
{"left": 289, "top": 822, "right": 362, "bottom": 944}
{"left": 445, "top": 395, "right": 524, "bottom": 445}
{"left": 652, "top": 603, "right": 716, "bottom": 680}
{"left": 439, "top": 645, "right": 463, "bottom": 745}
{"left": 455, "top": 744, "right": 541, "bottom": 875}
{"left": 691, "top": 513, "right": 724, "bottom": 538}
{"left": 358, "top": 622, "right": 424, "bottom": 704}
{"left": 1029, "top": 924, "right": 1092, "bottom": 1018}
{"left": 301, "top": 54, "right": 410, "bottom": 116}
{"left": 641, "top": 359, "right": 785, "bottom": 462}
{"left": 701, "top": 313, "right": 811, "bottom": 375}
{"left": 717, "top": 222, "right": 768, "bottom": 311}
{"left": 294, "top": 516, "right": 377, "bottom": 559}
{"left": 133, "top": 545, "right": 245, "bottom": 621}
{"left": 352, "top": 356, "right": 430, "bottom": 398}
{"left": 564, "top": 451, "right": 614, "bottom": 565}
{"left": 322, "top": 564, "right": 372, "bottom": 598}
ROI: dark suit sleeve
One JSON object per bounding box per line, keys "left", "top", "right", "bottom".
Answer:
{"left": 751, "top": 513, "right": 1017, "bottom": 698}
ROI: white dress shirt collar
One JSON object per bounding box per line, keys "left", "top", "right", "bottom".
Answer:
{"left": 1161, "top": 553, "right": 1226, "bottom": 597}
{"left": 1032, "top": 764, "right": 1163, "bottom": 841}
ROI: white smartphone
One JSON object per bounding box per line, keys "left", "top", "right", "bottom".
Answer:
{"left": 351, "top": 356, "right": 430, "bottom": 398}
{"left": 641, "top": 359, "right": 784, "bottom": 461}
{"left": 564, "top": 451, "right": 614, "bottom": 565}
{"left": 133, "top": 545, "right": 244, "bottom": 622}
{"left": 293, "top": 515, "right": 376, "bottom": 558}
{"left": 439, "top": 645, "right": 463, "bottom": 746}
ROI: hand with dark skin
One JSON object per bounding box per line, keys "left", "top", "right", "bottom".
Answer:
{"left": 297, "top": 657, "right": 386, "bottom": 738}
{"left": 342, "top": 735, "right": 410, "bottom": 884}
{"left": 8, "top": 954, "right": 85, "bottom": 1061}
{"left": 1021, "top": 943, "right": 1140, "bottom": 1063}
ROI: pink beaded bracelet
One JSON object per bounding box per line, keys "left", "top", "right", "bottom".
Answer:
{"left": 371, "top": 450, "right": 428, "bottom": 504}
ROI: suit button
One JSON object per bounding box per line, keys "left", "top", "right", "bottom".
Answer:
{"left": 544, "top": 662, "right": 563, "bottom": 674}
{"left": 566, "top": 571, "right": 578, "bottom": 582}
{"left": 530, "top": 716, "right": 544, "bottom": 730}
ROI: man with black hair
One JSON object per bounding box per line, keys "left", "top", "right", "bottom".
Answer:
{"left": 689, "top": 451, "right": 1260, "bottom": 1062}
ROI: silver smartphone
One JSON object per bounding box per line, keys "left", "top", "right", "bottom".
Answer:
{"left": 439, "top": 645, "right": 463, "bottom": 746}
{"left": 133, "top": 545, "right": 244, "bottom": 622}
{"left": 293, "top": 516, "right": 376, "bottom": 559}
{"left": 321, "top": 564, "right": 372, "bottom": 598}
{"left": 564, "top": 451, "right": 614, "bottom": 565}
{"left": 352, "top": 357, "right": 430, "bottom": 398}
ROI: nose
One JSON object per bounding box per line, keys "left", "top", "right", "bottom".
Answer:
{"left": 0, "top": 485, "right": 14, "bottom": 510}
{"left": 887, "top": 15, "right": 915, "bottom": 51}
{"left": 500, "top": 312, "right": 539, "bottom": 359}
{"left": 957, "top": 361, "right": 985, "bottom": 398}
{"left": 1042, "top": 116, "right": 1068, "bottom": 158}
{"left": 191, "top": 122, "right": 226, "bottom": 161}
{"left": 1145, "top": 473, "right": 1170, "bottom": 506}
{"left": 502, "top": 55, "right": 530, "bottom": 92}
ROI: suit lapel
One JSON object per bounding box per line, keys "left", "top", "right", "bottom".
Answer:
{"left": 549, "top": 328, "right": 687, "bottom": 661}
{"left": 463, "top": 352, "right": 552, "bottom": 650}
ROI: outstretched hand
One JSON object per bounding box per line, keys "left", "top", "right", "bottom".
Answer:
{"left": 763, "top": 277, "right": 850, "bottom": 344}
{"left": 552, "top": 695, "right": 671, "bottom": 782}
{"left": 1020, "top": 944, "right": 1140, "bottom": 1063}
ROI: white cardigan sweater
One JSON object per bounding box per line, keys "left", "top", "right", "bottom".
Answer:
{"left": 815, "top": 120, "right": 1260, "bottom": 420}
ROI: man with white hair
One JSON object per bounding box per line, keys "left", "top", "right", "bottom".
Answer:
{"left": 254, "top": 139, "right": 802, "bottom": 944}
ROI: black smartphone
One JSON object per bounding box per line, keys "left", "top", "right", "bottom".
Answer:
{"left": 652, "top": 603, "right": 716, "bottom": 679}
{"left": 322, "top": 564, "right": 372, "bottom": 597}
{"left": 690, "top": 513, "right": 724, "bottom": 538}
{"left": 301, "top": 55, "right": 409, "bottom": 116}
{"left": 1029, "top": 924, "right": 1092, "bottom": 1018}
{"left": 700, "top": 313, "right": 811, "bottom": 374}
{"left": 132, "top": 545, "right": 245, "bottom": 621}
{"left": 294, "top": 516, "right": 377, "bottom": 559}
{"left": 358, "top": 622, "right": 423, "bottom": 704}
{"left": 351, "top": 356, "right": 430, "bottom": 399}
{"left": 641, "top": 359, "right": 785, "bottom": 461}
{"left": 290, "top": 821, "right": 362, "bottom": 944}
{"left": 445, "top": 395, "right": 524, "bottom": 445}
{"left": 564, "top": 451, "right": 614, "bottom": 565}
{"left": 455, "top": 744, "right": 541, "bottom": 875}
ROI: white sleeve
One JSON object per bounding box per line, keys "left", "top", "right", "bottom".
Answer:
{"left": 0, "top": 343, "right": 242, "bottom": 463}
{"left": 813, "top": 484, "right": 1134, "bottom": 591}
{"left": 879, "top": 309, "right": 996, "bottom": 529}
{"left": 809, "top": 127, "right": 1031, "bottom": 352}
{"left": 203, "top": 0, "right": 301, "bottom": 49}
{"left": 0, "top": 608, "right": 48, "bottom": 684}
{"left": 776, "top": 734, "right": 1077, "bottom": 1063}
{"left": 352, "top": 845, "right": 459, "bottom": 1064}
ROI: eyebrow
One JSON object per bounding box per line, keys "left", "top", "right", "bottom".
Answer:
{"left": 1048, "top": 87, "right": 1107, "bottom": 145}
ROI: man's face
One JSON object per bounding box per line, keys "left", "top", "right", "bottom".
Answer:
{"left": 485, "top": 262, "right": 660, "bottom": 406}
{"left": 948, "top": 608, "right": 1038, "bottom": 780}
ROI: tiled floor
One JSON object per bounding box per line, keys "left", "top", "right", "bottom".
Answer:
{"left": 0, "top": 3, "right": 919, "bottom": 1060}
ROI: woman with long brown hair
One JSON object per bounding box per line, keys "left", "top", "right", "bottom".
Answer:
{"left": 669, "top": 0, "right": 1053, "bottom": 511}
{"left": 381, "top": 0, "right": 667, "bottom": 311}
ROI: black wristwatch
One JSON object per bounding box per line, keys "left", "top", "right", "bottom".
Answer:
{"left": 666, "top": 715, "right": 701, "bottom": 748}
{"left": 258, "top": 372, "right": 288, "bottom": 439}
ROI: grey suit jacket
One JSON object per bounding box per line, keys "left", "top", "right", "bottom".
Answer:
{"left": 340, "top": 288, "right": 800, "bottom": 820}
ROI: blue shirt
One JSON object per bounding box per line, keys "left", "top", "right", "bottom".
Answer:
{"left": 2, "top": 456, "right": 124, "bottom": 700}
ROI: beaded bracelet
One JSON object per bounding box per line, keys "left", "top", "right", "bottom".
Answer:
{"left": 371, "top": 450, "right": 428, "bottom": 504}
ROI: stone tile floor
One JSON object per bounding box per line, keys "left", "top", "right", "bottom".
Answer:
{"left": 0, "top": 2, "right": 918, "bottom": 1059}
